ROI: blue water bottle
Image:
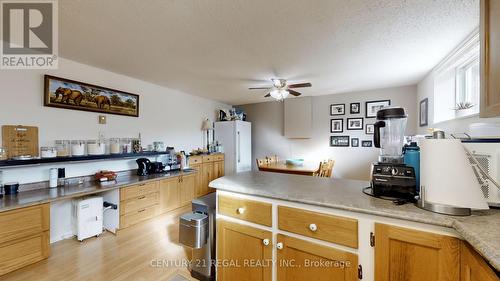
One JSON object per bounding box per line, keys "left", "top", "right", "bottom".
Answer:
{"left": 403, "top": 142, "right": 420, "bottom": 193}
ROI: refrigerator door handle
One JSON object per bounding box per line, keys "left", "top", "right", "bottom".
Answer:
{"left": 237, "top": 131, "right": 241, "bottom": 163}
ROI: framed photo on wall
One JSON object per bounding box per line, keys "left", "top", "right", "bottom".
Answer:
{"left": 351, "top": 138, "right": 359, "bottom": 147}
{"left": 419, "top": 98, "right": 429, "bottom": 127}
{"left": 330, "top": 136, "right": 350, "bottom": 147}
{"left": 44, "top": 75, "right": 140, "bottom": 117}
{"left": 330, "top": 119, "right": 344, "bottom": 133}
{"left": 362, "top": 140, "right": 373, "bottom": 147}
{"left": 347, "top": 118, "right": 364, "bottom": 130}
{"left": 350, "top": 102, "right": 361, "bottom": 114}
{"left": 365, "top": 100, "right": 391, "bottom": 118}
{"left": 365, "top": 124, "right": 374, "bottom": 134}
{"left": 330, "top": 104, "right": 345, "bottom": 116}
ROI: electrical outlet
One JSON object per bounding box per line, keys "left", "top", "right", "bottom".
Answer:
{"left": 98, "top": 115, "right": 106, "bottom": 124}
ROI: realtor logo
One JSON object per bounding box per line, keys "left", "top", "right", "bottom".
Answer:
{"left": 1, "top": 0, "right": 58, "bottom": 69}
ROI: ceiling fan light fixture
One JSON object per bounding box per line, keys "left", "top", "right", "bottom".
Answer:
{"left": 269, "top": 88, "right": 289, "bottom": 101}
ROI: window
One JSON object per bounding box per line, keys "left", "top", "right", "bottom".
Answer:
{"left": 433, "top": 31, "right": 480, "bottom": 123}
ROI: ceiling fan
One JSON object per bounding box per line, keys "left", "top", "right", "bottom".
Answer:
{"left": 249, "top": 79, "right": 312, "bottom": 101}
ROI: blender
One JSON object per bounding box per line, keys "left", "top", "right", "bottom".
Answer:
{"left": 371, "top": 107, "right": 417, "bottom": 200}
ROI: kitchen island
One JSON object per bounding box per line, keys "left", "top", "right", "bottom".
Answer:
{"left": 210, "top": 171, "right": 500, "bottom": 281}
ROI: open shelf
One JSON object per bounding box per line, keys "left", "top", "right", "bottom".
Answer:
{"left": 0, "top": 151, "right": 169, "bottom": 169}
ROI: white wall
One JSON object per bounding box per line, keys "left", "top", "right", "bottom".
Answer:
{"left": 239, "top": 86, "right": 418, "bottom": 181}
{"left": 0, "top": 57, "right": 230, "bottom": 183}
{"left": 417, "top": 71, "right": 500, "bottom": 135}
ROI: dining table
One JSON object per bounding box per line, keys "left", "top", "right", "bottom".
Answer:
{"left": 257, "top": 161, "right": 320, "bottom": 176}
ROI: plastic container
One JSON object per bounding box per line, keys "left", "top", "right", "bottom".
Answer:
{"left": 404, "top": 142, "right": 420, "bottom": 193}
{"left": 110, "top": 138, "right": 121, "bottom": 154}
{"left": 71, "top": 140, "right": 86, "bottom": 156}
{"left": 55, "top": 140, "right": 71, "bottom": 157}
{"left": 40, "top": 147, "right": 57, "bottom": 158}
{"left": 87, "top": 140, "right": 105, "bottom": 155}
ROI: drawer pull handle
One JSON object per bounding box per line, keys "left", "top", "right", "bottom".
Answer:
{"left": 237, "top": 207, "right": 245, "bottom": 214}
{"left": 138, "top": 209, "right": 146, "bottom": 213}
{"left": 276, "top": 242, "right": 283, "bottom": 250}
{"left": 262, "top": 239, "right": 270, "bottom": 246}
{"left": 138, "top": 196, "right": 146, "bottom": 199}
{"left": 138, "top": 183, "right": 146, "bottom": 186}
{"left": 309, "top": 223, "right": 318, "bottom": 232}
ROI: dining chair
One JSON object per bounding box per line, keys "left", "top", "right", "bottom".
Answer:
{"left": 315, "top": 159, "right": 335, "bottom": 178}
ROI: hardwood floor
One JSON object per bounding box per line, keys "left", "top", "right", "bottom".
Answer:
{"left": 0, "top": 205, "right": 198, "bottom": 281}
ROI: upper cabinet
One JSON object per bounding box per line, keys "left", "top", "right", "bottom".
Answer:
{"left": 481, "top": 0, "right": 500, "bottom": 117}
{"left": 284, "top": 97, "right": 312, "bottom": 139}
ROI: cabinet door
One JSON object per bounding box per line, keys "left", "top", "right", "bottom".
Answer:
{"left": 202, "top": 162, "right": 214, "bottom": 195}
{"left": 191, "top": 164, "right": 204, "bottom": 197}
{"left": 214, "top": 160, "right": 225, "bottom": 179}
{"left": 461, "top": 242, "right": 499, "bottom": 281}
{"left": 217, "top": 220, "right": 272, "bottom": 281}
{"left": 375, "top": 223, "right": 460, "bottom": 281}
{"left": 481, "top": 0, "right": 500, "bottom": 117}
{"left": 276, "top": 234, "right": 358, "bottom": 281}
{"left": 179, "top": 175, "right": 195, "bottom": 206}
{"left": 159, "top": 177, "right": 180, "bottom": 213}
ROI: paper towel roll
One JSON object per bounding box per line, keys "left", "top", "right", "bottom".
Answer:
{"left": 420, "top": 139, "right": 489, "bottom": 210}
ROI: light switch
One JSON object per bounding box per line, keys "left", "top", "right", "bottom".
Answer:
{"left": 98, "top": 115, "right": 106, "bottom": 124}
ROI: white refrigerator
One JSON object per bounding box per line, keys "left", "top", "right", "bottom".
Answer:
{"left": 214, "top": 121, "right": 252, "bottom": 175}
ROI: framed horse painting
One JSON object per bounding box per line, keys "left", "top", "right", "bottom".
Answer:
{"left": 44, "top": 75, "right": 139, "bottom": 117}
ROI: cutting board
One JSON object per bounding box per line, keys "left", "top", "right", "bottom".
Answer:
{"left": 2, "top": 125, "right": 39, "bottom": 158}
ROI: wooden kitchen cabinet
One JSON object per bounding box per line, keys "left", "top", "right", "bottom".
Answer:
{"left": 0, "top": 204, "right": 50, "bottom": 276}
{"left": 202, "top": 161, "right": 214, "bottom": 195}
{"left": 191, "top": 163, "right": 204, "bottom": 197}
{"left": 481, "top": 0, "right": 500, "bottom": 117}
{"left": 461, "top": 242, "right": 500, "bottom": 281}
{"left": 120, "top": 181, "right": 160, "bottom": 229}
{"left": 159, "top": 177, "right": 181, "bottom": 213}
{"left": 374, "top": 223, "right": 460, "bottom": 281}
{"left": 217, "top": 219, "right": 273, "bottom": 281}
{"left": 276, "top": 234, "right": 358, "bottom": 281}
{"left": 179, "top": 174, "right": 196, "bottom": 206}
{"left": 214, "top": 160, "right": 224, "bottom": 179}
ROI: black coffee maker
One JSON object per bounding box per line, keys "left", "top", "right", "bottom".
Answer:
{"left": 136, "top": 158, "right": 152, "bottom": 176}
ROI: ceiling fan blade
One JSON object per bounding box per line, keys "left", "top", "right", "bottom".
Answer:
{"left": 264, "top": 93, "right": 271, "bottom": 97}
{"left": 249, "top": 87, "right": 271, "bottom": 90}
{"left": 288, "top": 82, "right": 312, "bottom": 88}
{"left": 288, "top": 89, "right": 302, "bottom": 97}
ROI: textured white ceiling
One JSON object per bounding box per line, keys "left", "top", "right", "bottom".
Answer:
{"left": 58, "top": 0, "right": 479, "bottom": 105}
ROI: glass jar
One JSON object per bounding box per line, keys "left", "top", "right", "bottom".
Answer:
{"left": 87, "top": 140, "right": 105, "bottom": 155}
{"left": 0, "top": 147, "right": 7, "bottom": 160}
{"left": 120, "top": 138, "right": 132, "bottom": 154}
{"left": 71, "top": 140, "right": 86, "bottom": 156}
{"left": 55, "top": 140, "right": 70, "bottom": 157}
{"left": 40, "top": 147, "right": 57, "bottom": 158}
{"left": 109, "top": 138, "right": 121, "bottom": 154}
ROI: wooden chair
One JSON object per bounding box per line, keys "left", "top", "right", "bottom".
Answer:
{"left": 315, "top": 159, "right": 335, "bottom": 178}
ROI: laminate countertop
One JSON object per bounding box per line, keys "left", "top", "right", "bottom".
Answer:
{"left": 209, "top": 171, "right": 500, "bottom": 271}
{"left": 0, "top": 169, "right": 196, "bottom": 213}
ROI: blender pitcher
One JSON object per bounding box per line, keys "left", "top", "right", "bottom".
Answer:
{"left": 373, "top": 107, "right": 407, "bottom": 163}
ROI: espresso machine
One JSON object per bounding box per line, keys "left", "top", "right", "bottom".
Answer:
{"left": 371, "top": 107, "right": 417, "bottom": 201}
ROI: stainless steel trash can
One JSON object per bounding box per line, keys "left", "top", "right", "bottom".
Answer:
{"left": 179, "top": 212, "right": 208, "bottom": 249}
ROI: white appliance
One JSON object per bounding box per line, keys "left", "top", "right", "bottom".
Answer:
{"left": 462, "top": 140, "right": 500, "bottom": 207}
{"left": 72, "top": 197, "right": 103, "bottom": 241}
{"left": 215, "top": 121, "right": 252, "bottom": 175}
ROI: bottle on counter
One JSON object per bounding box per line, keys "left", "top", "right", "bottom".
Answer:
{"left": 57, "top": 168, "right": 66, "bottom": 187}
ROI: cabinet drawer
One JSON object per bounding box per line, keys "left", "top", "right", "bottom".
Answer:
{"left": 0, "top": 204, "right": 49, "bottom": 245}
{"left": 214, "top": 154, "right": 224, "bottom": 161}
{"left": 120, "top": 204, "right": 158, "bottom": 229}
{"left": 278, "top": 206, "right": 358, "bottom": 248}
{"left": 218, "top": 195, "right": 272, "bottom": 227}
{"left": 120, "top": 192, "right": 159, "bottom": 215}
{"left": 188, "top": 156, "right": 202, "bottom": 165}
{"left": 202, "top": 155, "right": 217, "bottom": 163}
{"left": 121, "top": 181, "right": 159, "bottom": 201}
{"left": 0, "top": 231, "right": 50, "bottom": 276}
